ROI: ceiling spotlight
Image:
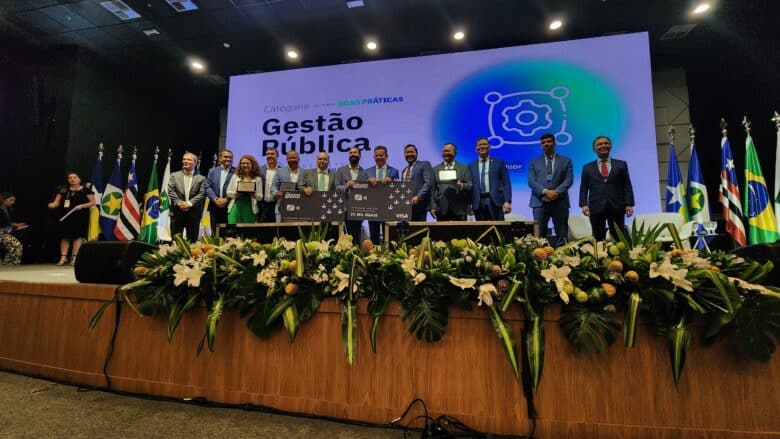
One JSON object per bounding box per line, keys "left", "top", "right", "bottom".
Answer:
{"left": 365, "top": 40, "right": 378, "bottom": 51}
{"left": 287, "top": 50, "right": 299, "bottom": 59}
{"left": 189, "top": 59, "right": 205, "bottom": 71}
{"left": 692, "top": 2, "right": 710, "bottom": 14}
{"left": 549, "top": 19, "right": 563, "bottom": 30}
{"left": 222, "top": 42, "right": 231, "bottom": 48}
{"left": 453, "top": 31, "right": 465, "bottom": 41}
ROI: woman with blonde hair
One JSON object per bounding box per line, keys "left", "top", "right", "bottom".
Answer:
{"left": 226, "top": 155, "right": 263, "bottom": 224}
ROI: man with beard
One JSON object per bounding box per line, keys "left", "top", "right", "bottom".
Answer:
{"left": 334, "top": 146, "right": 368, "bottom": 244}
{"left": 401, "top": 144, "right": 434, "bottom": 221}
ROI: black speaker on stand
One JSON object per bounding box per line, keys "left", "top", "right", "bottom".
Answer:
{"left": 74, "top": 241, "right": 157, "bottom": 284}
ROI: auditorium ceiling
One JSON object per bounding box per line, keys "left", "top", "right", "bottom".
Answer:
{"left": 1, "top": 0, "right": 778, "bottom": 93}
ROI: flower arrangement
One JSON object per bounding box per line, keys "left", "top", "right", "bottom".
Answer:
{"left": 90, "top": 223, "right": 779, "bottom": 411}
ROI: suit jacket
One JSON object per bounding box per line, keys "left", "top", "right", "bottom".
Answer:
{"left": 259, "top": 165, "right": 280, "bottom": 202}
{"left": 469, "top": 157, "right": 512, "bottom": 207}
{"left": 301, "top": 168, "right": 336, "bottom": 191}
{"left": 364, "top": 165, "right": 400, "bottom": 181}
{"left": 270, "top": 167, "right": 304, "bottom": 194}
{"left": 578, "top": 158, "right": 635, "bottom": 214}
{"left": 334, "top": 165, "right": 369, "bottom": 194}
{"left": 168, "top": 171, "right": 206, "bottom": 217}
{"left": 204, "top": 166, "right": 235, "bottom": 201}
{"left": 432, "top": 161, "right": 473, "bottom": 216}
{"left": 527, "top": 154, "right": 573, "bottom": 208}
{"left": 401, "top": 160, "right": 434, "bottom": 205}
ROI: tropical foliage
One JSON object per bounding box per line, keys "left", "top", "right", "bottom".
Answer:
{"left": 90, "top": 223, "right": 780, "bottom": 406}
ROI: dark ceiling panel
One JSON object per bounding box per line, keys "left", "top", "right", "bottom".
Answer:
{"left": 64, "top": 1, "right": 121, "bottom": 27}
{"left": 0, "top": 0, "right": 60, "bottom": 13}
{"left": 13, "top": 9, "right": 69, "bottom": 35}
{"left": 40, "top": 4, "right": 94, "bottom": 31}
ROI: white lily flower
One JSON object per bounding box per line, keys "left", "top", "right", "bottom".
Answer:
{"left": 562, "top": 255, "right": 581, "bottom": 268}
{"left": 172, "top": 262, "right": 205, "bottom": 287}
{"left": 257, "top": 263, "right": 278, "bottom": 288}
{"left": 477, "top": 283, "right": 497, "bottom": 307}
{"left": 728, "top": 277, "right": 776, "bottom": 296}
{"left": 282, "top": 240, "right": 296, "bottom": 251}
{"left": 334, "top": 235, "right": 353, "bottom": 252}
{"left": 158, "top": 244, "right": 177, "bottom": 257}
{"left": 414, "top": 272, "right": 427, "bottom": 285}
{"left": 629, "top": 245, "right": 646, "bottom": 260}
{"left": 333, "top": 268, "right": 351, "bottom": 293}
{"left": 243, "top": 250, "right": 268, "bottom": 267}
{"left": 312, "top": 264, "right": 329, "bottom": 284}
{"left": 680, "top": 251, "right": 711, "bottom": 270}
{"left": 540, "top": 265, "right": 572, "bottom": 304}
{"left": 400, "top": 257, "right": 417, "bottom": 277}
{"left": 649, "top": 258, "right": 693, "bottom": 292}
{"left": 173, "top": 263, "right": 188, "bottom": 286}
{"left": 449, "top": 276, "right": 477, "bottom": 290}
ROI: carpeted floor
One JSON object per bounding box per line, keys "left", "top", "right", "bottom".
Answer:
{"left": 0, "top": 371, "right": 407, "bottom": 438}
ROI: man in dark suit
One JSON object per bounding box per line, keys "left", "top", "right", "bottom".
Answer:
{"left": 469, "top": 137, "right": 512, "bottom": 220}
{"left": 579, "top": 135, "right": 635, "bottom": 241}
{"left": 401, "top": 144, "right": 434, "bottom": 222}
{"left": 168, "top": 152, "right": 206, "bottom": 242}
{"left": 301, "top": 152, "right": 336, "bottom": 194}
{"left": 334, "top": 146, "right": 369, "bottom": 244}
{"left": 365, "top": 146, "right": 399, "bottom": 244}
{"left": 528, "top": 133, "right": 573, "bottom": 247}
{"left": 431, "top": 143, "right": 472, "bottom": 221}
{"left": 203, "top": 149, "right": 234, "bottom": 229}
{"left": 258, "top": 147, "right": 280, "bottom": 223}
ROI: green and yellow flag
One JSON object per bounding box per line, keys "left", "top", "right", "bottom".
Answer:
{"left": 138, "top": 156, "right": 160, "bottom": 244}
{"left": 743, "top": 135, "right": 779, "bottom": 244}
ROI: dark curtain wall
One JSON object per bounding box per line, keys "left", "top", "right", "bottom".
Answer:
{"left": 0, "top": 44, "right": 220, "bottom": 261}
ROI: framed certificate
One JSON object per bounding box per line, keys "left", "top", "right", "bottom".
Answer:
{"left": 437, "top": 169, "right": 457, "bottom": 182}
{"left": 236, "top": 180, "right": 257, "bottom": 193}
{"left": 279, "top": 182, "right": 297, "bottom": 192}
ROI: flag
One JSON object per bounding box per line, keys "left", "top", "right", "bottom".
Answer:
{"left": 87, "top": 153, "right": 104, "bottom": 241}
{"left": 687, "top": 143, "right": 711, "bottom": 229}
{"left": 665, "top": 142, "right": 688, "bottom": 221}
{"left": 138, "top": 156, "right": 160, "bottom": 244}
{"left": 157, "top": 156, "right": 172, "bottom": 241}
{"left": 198, "top": 198, "right": 212, "bottom": 239}
{"left": 744, "top": 135, "right": 779, "bottom": 244}
{"left": 719, "top": 136, "right": 746, "bottom": 246}
{"left": 99, "top": 156, "right": 124, "bottom": 240}
{"left": 114, "top": 157, "right": 141, "bottom": 240}
{"left": 774, "top": 126, "right": 780, "bottom": 233}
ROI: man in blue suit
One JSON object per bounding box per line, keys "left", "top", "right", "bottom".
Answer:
{"left": 469, "top": 137, "right": 512, "bottom": 220}
{"left": 203, "top": 150, "right": 234, "bottom": 228}
{"left": 334, "top": 146, "right": 369, "bottom": 244}
{"left": 365, "top": 146, "right": 399, "bottom": 244}
{"left": 401, "top": 144, "right": 434, "bottom": 222}
{"left": 528, "top": 134, "right": 573, "bottom": 246}
{"left": 579, "top": 135, "right": 635, "bottom": 241}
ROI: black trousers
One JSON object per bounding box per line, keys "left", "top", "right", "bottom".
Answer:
{"left": 589, "top": 207, "right": 626, "bottom": 242}
{"left": 532, "top": 203, "right": 569, "bottom": 247}
{"left": 474, "top": 196, "right": 504, "bottom": 221}
{"left": 258, "top": 200, "right": 277, "bottom": 223}
{"left": 171, "top": 212, "right": 200, "bottom": 242}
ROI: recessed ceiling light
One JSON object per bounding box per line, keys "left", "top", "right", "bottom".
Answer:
{"left": 549, "top": 19, "right": 563, "bottom": 30}
{"left": 346, "top": 0, "right": 365, "bottom": 8}
{"left": 287, "top": 50, "right": 299, "bottom": 59}
{"left": 692, "top": 2, "right": 710, "bottom": 14}
{"left": 453, "top": 31, "right": 465, "bottom": 41}
{"left": 222, "top": 42, "right": 231, "bottom": 48}
{"left": 365, "top": 40, "right": 378, "bottom": 50}
{"left": 189, "top": 59, "right": 205, "bottom": 71}
{"left": 142, "top": 28, "right": 160, "bottom": 36}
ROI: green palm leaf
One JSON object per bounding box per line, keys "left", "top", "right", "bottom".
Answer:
{"left": 561, "top": 304, "right": 622, "bottom": 353}
{"left": 668, "top": 314, "right": 692, "bottom": 385}
{"left": 341, "top": 301, "right": 357, "bottom": 364}
{"left": 488, "top": 306, "right": 519, "bottom": 379}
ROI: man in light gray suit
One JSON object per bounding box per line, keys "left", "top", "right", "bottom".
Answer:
{"left": 528, "top": 133, "right": 573, "bottom": 246}
{"left": 168, "top": 152, "right": 206, "bottom": 242}
{"left": 301, "top": 152, "right": 336, "bottom": 194}
{"left": 431, "top": 143, "right": 472, "bottom": 221}
{"left": 271, "top": 150, "right": 303, "bottom": 220}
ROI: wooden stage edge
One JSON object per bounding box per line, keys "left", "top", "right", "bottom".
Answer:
{"left": 1, "top": 277, "right": 778, "bottom": 439}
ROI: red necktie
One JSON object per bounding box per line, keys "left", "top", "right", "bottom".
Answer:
{"left": 600, "top": 160, "right": 608, "bottom": 177}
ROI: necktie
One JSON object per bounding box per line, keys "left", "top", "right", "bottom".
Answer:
{"left": 403, "top": 165, "right": 412, "bottom": 181}
{"left": 183, "top": 174, "right": 192, "bottom": 202}
{"left": 377, "top": 167, "right": 384, "bottom": 181}
{"left": 546, "top": 156, "right": 553, "bottom": 177}
{"left": 479, "top": 160, "right": 486, "bottom": 193}
{"left": 600, "top": 160, "right": 608, "bottom": 177}
{"left": 318, "top": 172, "right": 326, "bottom": 191}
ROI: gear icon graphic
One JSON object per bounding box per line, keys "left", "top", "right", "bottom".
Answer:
{"left": 500, "top": 100, "right": 553, "bottom": 137}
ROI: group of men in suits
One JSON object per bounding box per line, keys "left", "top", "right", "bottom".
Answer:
{"left": 527, "top": 133, "right": 634, "bottom": 246}
{"left": 167, "top": 133, "right": 634, "bottom": 246}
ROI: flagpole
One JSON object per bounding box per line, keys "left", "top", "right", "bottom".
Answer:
{"left": 772, "top": 111, "right": 780, "bottom": 233}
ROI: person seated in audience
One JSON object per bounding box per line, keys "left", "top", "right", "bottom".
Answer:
{"left": 47, "top": 172, "right": 95, "bottom": 266}
{"left": 0, "top": 192, "right": 29, "bottom": 262}
{"left": 226, "top": 155, "right": 263, "bottom": 224}
{"left": 0, "top": 192, "right": 23, "bottom": 265}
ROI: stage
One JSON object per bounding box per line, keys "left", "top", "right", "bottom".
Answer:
{"left": 0, "top": 265, "right": 778, "bottom": 438}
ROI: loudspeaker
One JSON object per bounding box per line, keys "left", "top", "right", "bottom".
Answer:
{"left": 75, "top": 241, "right": 157, "bottom": 284}
{"left": 730, "top": 241, "right": 780, "bottom": 287}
